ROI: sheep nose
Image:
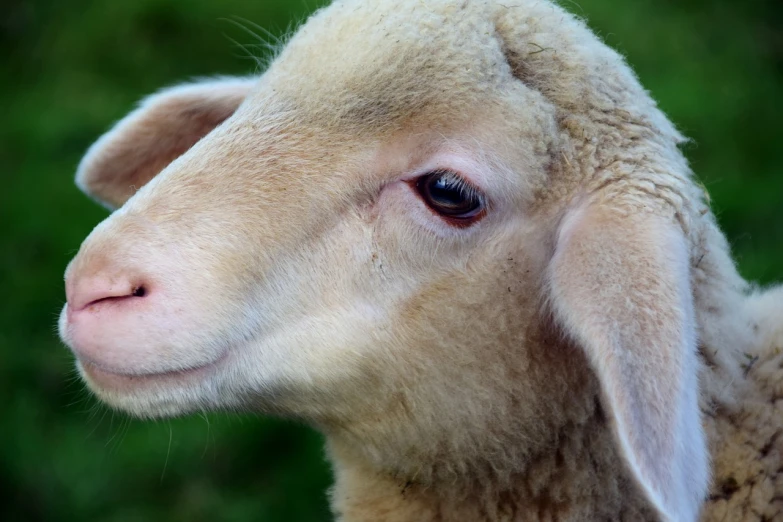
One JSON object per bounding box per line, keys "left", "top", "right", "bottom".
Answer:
{"left": 66, "top": 274, "right": 148, "bottom": 313}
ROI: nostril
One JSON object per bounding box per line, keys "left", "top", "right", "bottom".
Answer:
{"left": 67, "top": 279, "right": 150, "bottom": 312}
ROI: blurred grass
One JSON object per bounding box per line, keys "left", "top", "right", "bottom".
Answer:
{"left": 0, "top": 0, "right": 780, "bottom": 521}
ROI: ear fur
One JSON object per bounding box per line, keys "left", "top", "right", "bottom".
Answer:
{"left": 548, "top": 203, "right": 708, "bottom": 522}
{"left": 76, "top": 76, "right": 255, "bottom": 209}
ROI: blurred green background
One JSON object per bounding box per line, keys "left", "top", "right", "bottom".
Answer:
{"left": 1, "top": 0, "right": 780, "bottom": 520}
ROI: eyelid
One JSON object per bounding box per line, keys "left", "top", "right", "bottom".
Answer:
{"left": 404, "top": 166, "right": 483, "bottom": 190}
{"left": 406, "top": 150, "right": 490, "bottom": 191}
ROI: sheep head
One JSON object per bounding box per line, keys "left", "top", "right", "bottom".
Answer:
{"left": 59, "top": 1, "right": 710, "bottom": 519}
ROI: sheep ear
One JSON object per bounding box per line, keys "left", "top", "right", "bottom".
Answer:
{"left": 548, "top": 203, "right": 708, "bottom": 521}
{"left": 76, "top": 77, "right": 255, "bottom": 209}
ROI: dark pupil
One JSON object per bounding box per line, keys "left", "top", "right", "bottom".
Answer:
{"left": 423, "top": 174, "right": 479, "bottom": 216}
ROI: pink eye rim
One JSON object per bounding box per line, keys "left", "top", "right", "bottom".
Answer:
{"left": 410, "top": 169, "right": 487, "bottom": 227}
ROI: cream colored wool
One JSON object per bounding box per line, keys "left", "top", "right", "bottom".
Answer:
{"left": 58, "top": 1, "right": 782, "bottom": 521}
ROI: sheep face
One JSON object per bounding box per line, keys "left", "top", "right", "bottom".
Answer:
{"left": 59, "top": 1, "right": 711, "bottom": 519}
{"left": 59, "top": 1, "right": 561, "bottom": 429}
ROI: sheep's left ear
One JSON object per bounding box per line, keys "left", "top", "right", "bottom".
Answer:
{"left": 548, "top": 203, "right": 708, "bottom": 522}
{"left": 75, "top": 77, "right": 255, "bottom": 209}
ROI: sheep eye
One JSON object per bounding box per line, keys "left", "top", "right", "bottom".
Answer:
{"left": 415, "top": 170, "right": 486, "bottom": 223}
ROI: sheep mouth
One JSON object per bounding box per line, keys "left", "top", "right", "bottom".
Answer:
{"left": 77, "top": 351, "right": 229, "bottom": 392}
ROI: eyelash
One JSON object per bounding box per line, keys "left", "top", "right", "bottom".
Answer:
{"left": 432, "top": 170, "right": 483, "bottom": 203}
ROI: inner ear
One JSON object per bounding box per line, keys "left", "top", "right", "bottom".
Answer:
{"left": 76, "top": 77, "right": 255, "bottom": 209}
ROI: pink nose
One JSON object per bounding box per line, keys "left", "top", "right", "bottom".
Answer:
{"left": 66, "top": 275, "right": 148, "bottom": 313}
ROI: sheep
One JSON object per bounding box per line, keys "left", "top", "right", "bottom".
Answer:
{"left": 56, "top": 0, "right": 782, "bottom": 520}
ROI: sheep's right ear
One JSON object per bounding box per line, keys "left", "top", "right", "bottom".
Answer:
{"left": 76, "top": 77, "right": 255, "bottom": 209}
{"left": 548, "top": 203, "right": 708, "bottom": 522}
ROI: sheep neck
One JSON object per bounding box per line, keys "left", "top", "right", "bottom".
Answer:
{"left": 326, "top": 393, "right": 657, "bottom": 521}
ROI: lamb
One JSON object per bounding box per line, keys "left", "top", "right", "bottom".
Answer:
{"left": 56, "top": 0, "right": 782, "bottom": 520}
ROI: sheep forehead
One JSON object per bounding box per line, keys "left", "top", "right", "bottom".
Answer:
{"left": 257, "top": 0, "right": 516, "bottom": 131}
